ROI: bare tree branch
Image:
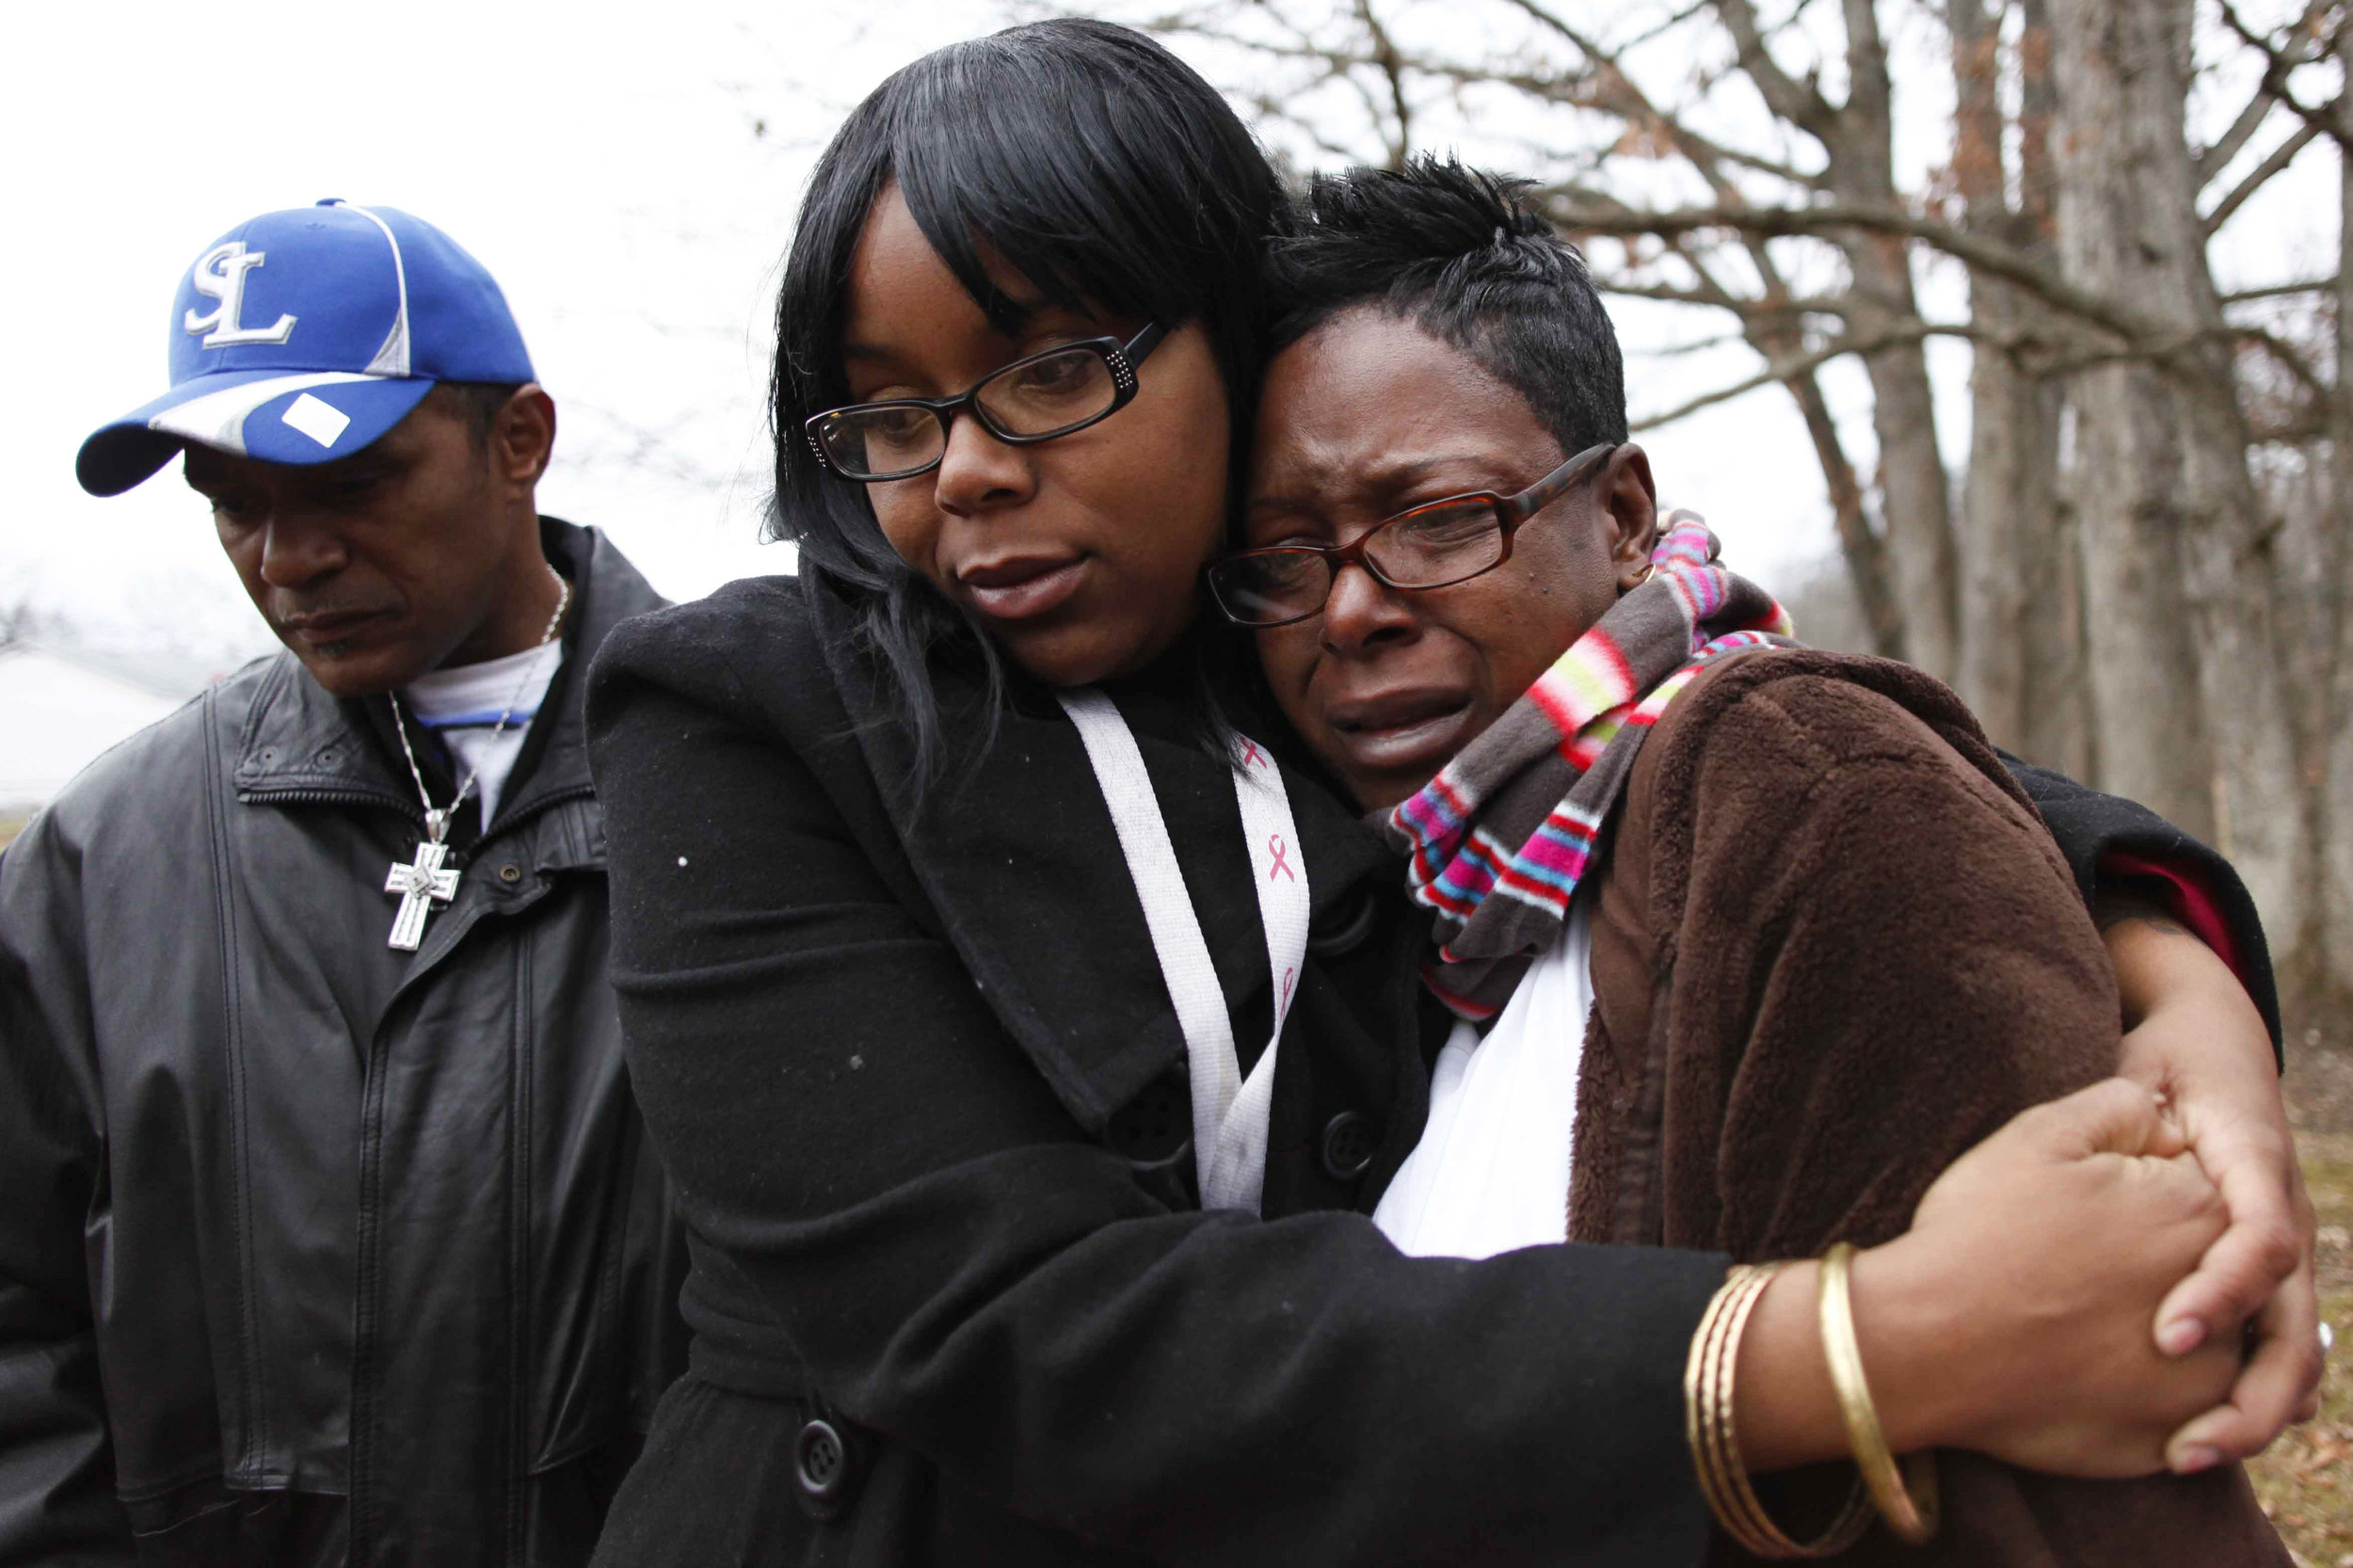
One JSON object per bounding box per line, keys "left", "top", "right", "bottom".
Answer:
{"left": 1164, "top": 4, "right": 1402, "bottom": 168}
{"left": 1629, "top": 318, "right": 2015, "bottom": 429}
{"left": 2247, "top": 408, "right": 2334, "bottom": 442}
{"left": 1351, "top": 0, "right": 1413, "bottom": 168}
{"left": 1790, "top": 357, "right": 1908, "bottom": 660}
{"left": 1668, "top": 232, "right": 1763, "bottom": 313}
{"left": 2221, "top": 276, "right": 2342, "bottom": 302}
{"left": 2028, "top": 318, "right": 2317, "bottom": 385}
{"left": 1711, "top": 0, "right": 1842, "bottom": 140}
{"left": 1394, "top": 54, "right": 1824, "bottom": 189}
{"left": 2235, "top": 321, "right": 2332, "bottom": 400}
{"left": 2203, "top": 120, "right": 2324, "bottom": 234}
{"left": 1602, "top": 278, "right": 1856, "bottom": 317}
{"left": 1715, "top": 219, "right": 1931, "bottom": 661}
{"left": 2214, "top": 0, "right": 2350, "bottom": 147}
{"left": 1616, "top": 0, "right": 1719, "bottom": 54}
{"left": 1539, "top": 195, "right": 2159, "bottom": 342}
{"left": 1628, "top": 307, "right": 2298, "bottom": 430}
{"left": 2194, "top": 85, "right": 2283, "bottom": 191}
{"left": 1472, "top": 0, "right": 1824, "bottom": 191}
{"left": 1242, "top": 91, "right": 1378, "bottom": 166}
{"left": 1632, "top": 328, "right": 1758, "bottom": 358}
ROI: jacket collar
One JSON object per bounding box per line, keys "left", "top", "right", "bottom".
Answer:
{"left": 807, "top": 574, "right": 1397, "bottom": 1134}
{"left": 232, "top": 519, "right": 664, "bottom": 825}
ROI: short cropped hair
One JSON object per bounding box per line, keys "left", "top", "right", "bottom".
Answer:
{"left": 1265, "top": 158, "right": 1627, "bottom": 459}
{"left": 426, "top": 381, "right": 522, "bottom": 449}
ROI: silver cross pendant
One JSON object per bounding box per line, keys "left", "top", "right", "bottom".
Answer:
{"left": 384, "top": 831, "right": 460, "bottom": 952}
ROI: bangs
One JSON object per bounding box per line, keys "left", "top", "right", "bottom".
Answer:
{"left": 885, "top": 25, "right": 1257, "bottom": 340}
{"left": 768, "top": 19, "right": 1284, "bottom": 804}
{"left": 773, "top": 20, "right": 1280, "bottom": 438}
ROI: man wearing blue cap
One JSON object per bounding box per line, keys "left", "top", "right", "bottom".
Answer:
{"left": 0, "top": 201, "right": 686, "bottom": 1564}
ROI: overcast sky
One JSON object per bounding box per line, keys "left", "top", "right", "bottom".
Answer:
{"left": 4, "top": 0, "right": 2336, "bottom": 669}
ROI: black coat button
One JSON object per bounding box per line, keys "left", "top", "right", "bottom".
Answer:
{"left": 1307, "top": 887, "right": 1379, "bottom": 957}
{"left": 1320, "top": 1111, "right": 1378, "bottom": 1181}
{"left": 1106, "top": 1071, "right": 1193, "bottom": 1170}
{"left": 794, "top": 1417, "right": 856, "bottom": 1519}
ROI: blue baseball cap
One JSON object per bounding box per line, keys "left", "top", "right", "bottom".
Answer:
{"left": 76, "top": 200, "right": 536, "bottom": 496}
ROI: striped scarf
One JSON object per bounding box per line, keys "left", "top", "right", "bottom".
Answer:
{"left": 1379, "top": 514, "right": 1795, "bottom": 1022}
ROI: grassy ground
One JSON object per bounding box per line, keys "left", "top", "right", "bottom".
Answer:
{"left": 2248, "top": 1036, "right": 2353, "bottom": 1565}
{"left": 0, "top": 816, "right": 24, "bottom": 852}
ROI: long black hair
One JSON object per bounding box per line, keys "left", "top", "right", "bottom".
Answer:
{"left": 771, "top": 19, "right": 1285, "bottom": 795}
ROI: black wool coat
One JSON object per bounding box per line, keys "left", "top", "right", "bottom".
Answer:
{"left": 582, "top": 568, "right": 2276, "bottom": 1568}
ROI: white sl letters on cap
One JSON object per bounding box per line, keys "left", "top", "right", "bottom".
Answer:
{"left": 280, "top": 392, "right": 351, "bottom": 448}
{"left": 184, "top": 242, "right": 297, "bottom": 347}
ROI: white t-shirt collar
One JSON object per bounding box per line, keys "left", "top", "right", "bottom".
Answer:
{"left": 400, "top": 642, "right": 565, "bottom": 829}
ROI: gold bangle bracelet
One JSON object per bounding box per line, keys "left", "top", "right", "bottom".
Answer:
{"left": 1685, "top": 1266, "right": 1766, "bottom": 1548}
{"left": 1817, "top": 1241, "right": 1939, "bottom": 1545}
{"left": 1685, "top": 1263, "right": 1872, "bottom": 1558}
{"left": 1697, "top": 1269, "right": 1782, "bottom": 1553}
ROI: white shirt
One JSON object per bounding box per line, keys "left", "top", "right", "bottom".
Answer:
{"left": 1373, "top": 902, "right": 1593, "bottom": 1259}
{"left": 400, "top": 642, "right": 564, "bottom": 829}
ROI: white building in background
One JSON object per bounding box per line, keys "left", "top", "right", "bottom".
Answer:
{"left": 0, "top": 642, "right": 214, "bottom": 813}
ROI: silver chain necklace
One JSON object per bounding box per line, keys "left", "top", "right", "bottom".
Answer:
{"left": 381, "top": 569, "right": 572, "bottom": 951}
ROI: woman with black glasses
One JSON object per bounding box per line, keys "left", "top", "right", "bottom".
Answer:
{"left": 584, "top": 21, "right": 2308, "bottom": 1565}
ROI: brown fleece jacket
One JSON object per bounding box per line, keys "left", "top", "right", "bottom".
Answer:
{"left": 1568, "top": 649, "right": 2285, "bottom": 1567}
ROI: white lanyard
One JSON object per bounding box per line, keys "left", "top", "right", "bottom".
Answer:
{"left": 1057, "top": 690, "right": 1311, "bottom": 1213}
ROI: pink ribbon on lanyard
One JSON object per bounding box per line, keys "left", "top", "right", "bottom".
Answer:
{"left": 1057, "top": 690, "right": 1312, "bottom": 1212}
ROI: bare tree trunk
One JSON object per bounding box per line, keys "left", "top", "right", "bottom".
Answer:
{"left": 2265, "top": 449, "right": 2337, "bottom": 1021}
{"left": 1959, "top": 298, "right": 2075, "bottom": 758}
{"left": 2180, "top": 380, "right": 2306, "bottom": 944}
{"left": 1736, "top": 243, "right": 1909, "bottom": 662}
{"left": 2042, "top": 492, "right": 2098, "bottom": 781}
{"left": 1952, "top": 226, "right": 2032, "bottom": 744}
{"left": 1708, "top": 0, "right": 1955, "bottom": 679}
{"left": 2050, "top": 0, "right": 2308, "bottom": 943}
{"left": 1790, "top": 360, "right": 1909, "bottom": 660}
{"left": 1848, "top": 282, "right": 1964, "bottom": 682}
{"left": 2009, "top": 0, "right": 2091, "bottom": 776}
{"left": 2047, "top": 0, "right": 2215, "bottom": 837}
{"left": 2323, "top": 31, "right": 2353, "bottom": 1016}
{"left": 2012, "top": 376, "right": 2087, "bottom": 771}
{"left": 1825, "top": 0, "right": 1963, "bottom": 685}
{"left": 1950, "top": 0, "right": 2069, "bottom": 755}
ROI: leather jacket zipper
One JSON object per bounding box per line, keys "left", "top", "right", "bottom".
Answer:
{"left": 241, "top": 781, "right": 597, "bottom": 848}
{"left": 239, "top": 785, "right": 424, "bottom": 823}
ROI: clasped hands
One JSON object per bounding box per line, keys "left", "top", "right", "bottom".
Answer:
{"left": 1852, "top": 913, "right": 2319, "bottom": 1480}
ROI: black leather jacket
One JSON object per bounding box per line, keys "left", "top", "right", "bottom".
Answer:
{"left": 0, "top": 520, "right": 687, "bottom": 1566}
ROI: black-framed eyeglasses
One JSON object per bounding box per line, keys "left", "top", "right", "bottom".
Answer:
{"left": 805, "top": 321, "right": 1170, "bottom": 482}
{"left": 1207, "top": 440, "right": 1619, "bottom": 628}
